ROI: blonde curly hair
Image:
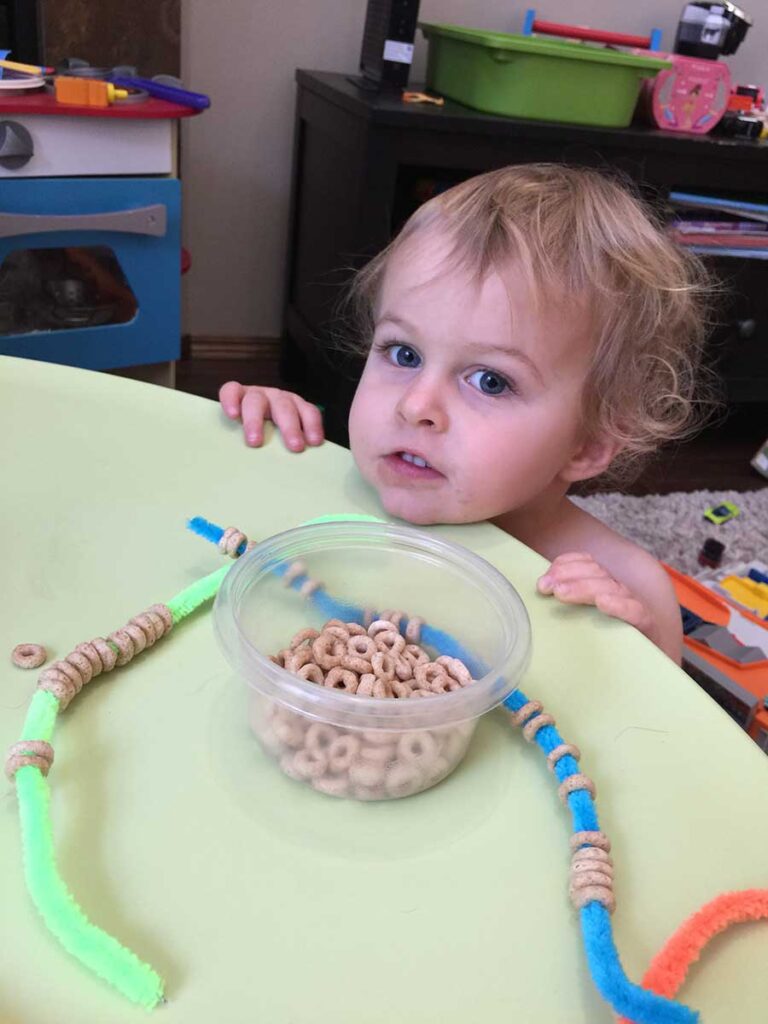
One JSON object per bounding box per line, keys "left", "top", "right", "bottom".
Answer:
{"left": 345, "top": 163, "right": 718, "bottom": 483}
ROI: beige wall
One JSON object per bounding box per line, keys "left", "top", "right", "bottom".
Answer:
{"left": 181, "top": 0, "right": 768, "bottom": 338}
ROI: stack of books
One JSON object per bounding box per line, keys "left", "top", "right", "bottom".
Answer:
{"left": 669, "top": 191, "right": 768, "bottom": 260}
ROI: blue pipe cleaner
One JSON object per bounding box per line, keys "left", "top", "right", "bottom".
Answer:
{"left": 189, "top": 515, "right": 698, "bottom": 1024}
{"left": 187, "top": 516, "right": 248, "bottom": 556}
{"left": 502, "top": 690, "right": 696, "bottom": 1023}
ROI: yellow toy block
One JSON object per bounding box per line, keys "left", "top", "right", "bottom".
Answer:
{"left": 720, "top": 576, "right": 768, "bottom": 619}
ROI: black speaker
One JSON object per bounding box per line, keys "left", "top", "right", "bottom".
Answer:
{"left": 359, "top": 0, "right": 421, "bottom": 90}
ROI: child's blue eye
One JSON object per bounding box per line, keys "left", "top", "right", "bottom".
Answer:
{"left": 387, "top": 344, "right": 421, "bottom": 368}
{"left": 467, "top": 369, "right": 510, "bottom": 396}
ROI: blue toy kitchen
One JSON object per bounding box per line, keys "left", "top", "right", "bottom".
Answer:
{"left": 0, "top": 88, "right": 200, "bottom": 378}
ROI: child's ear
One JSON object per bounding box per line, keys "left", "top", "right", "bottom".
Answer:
{"left": 559, "top": 432, "right": 624, "bottom": 483}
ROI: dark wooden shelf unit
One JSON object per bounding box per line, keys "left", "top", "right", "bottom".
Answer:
{"left": 284, "top": 70, "right": 768, "bottom": 445}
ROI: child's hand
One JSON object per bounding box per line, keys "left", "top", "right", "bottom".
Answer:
{"left": 537, "top": 552, "right": 656, "bottom": 644}
{"left": 218, "top": 381, "right": 325, "bottom": 452}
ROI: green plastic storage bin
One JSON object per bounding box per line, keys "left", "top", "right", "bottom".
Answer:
{"left": 420, "top": 23, "right": 669, "bottom": 127}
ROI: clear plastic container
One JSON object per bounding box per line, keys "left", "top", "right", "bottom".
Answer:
{"left": 213, "top": 521, "right": 531, "bottom": 800}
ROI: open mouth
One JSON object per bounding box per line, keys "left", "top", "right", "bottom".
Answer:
{"left": 381, "top": 451, "right": 444, "bottom": 481}
{"left": 399, "top": 451, "right": 432, "bottom": 469}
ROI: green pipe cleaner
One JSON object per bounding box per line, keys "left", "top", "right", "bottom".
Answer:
{"left": 10, "top": 563, "right": 231, "bottom": 1008}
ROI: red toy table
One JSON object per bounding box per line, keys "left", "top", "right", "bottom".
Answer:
{"left": 0, "top": 91, "right": 200, "bottom": 119}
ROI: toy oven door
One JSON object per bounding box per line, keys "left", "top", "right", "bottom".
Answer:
{"left": 0, "top": 176, "right": 180, "bottom": 370}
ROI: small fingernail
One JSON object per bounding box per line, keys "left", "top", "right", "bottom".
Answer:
{"left": 539, "top": 575, "right": 552, "bottom": 588}
{"left": 308, "top": 433, "right": 323, "bottom": 444}
{"left": 246, "top": 433, "right": 260, "bottom": 446}
{"left": 288, "top": 437, "right": 303, "bottom": 450}
{"left": 555, "top": 583, "right": 570, "bottom": 596}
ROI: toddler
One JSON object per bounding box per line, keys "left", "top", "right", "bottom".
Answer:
{"left": 220, "top": 164, "right": 713, "bottom": 663}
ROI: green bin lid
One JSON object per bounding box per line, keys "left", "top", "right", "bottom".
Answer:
{"left": 419, "top": 22, "right": 671, "bottom": 71}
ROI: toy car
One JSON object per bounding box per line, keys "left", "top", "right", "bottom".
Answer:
{"left": 704, "top": 501, "right": 741, "bottom": 525}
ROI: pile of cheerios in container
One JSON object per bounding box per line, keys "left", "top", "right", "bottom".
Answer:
{"left": 213, "top": 520, "right": 531, "bottom": 803}
{"left": 261, "top": 614, "right": 477, "bottom": 799}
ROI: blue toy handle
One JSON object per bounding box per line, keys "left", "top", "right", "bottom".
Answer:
{"left": 111, "top": 76, "right": 210, "bottom": 111}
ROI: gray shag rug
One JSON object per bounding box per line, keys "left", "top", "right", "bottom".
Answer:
{"left": 570, "top": 488, "right": 768, "bottom": 577}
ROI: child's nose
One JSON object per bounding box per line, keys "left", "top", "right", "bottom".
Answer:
{"left": 395, "top": 378, "right": 449, "bottom": 431}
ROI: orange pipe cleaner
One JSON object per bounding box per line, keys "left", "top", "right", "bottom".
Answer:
{"left": 618, "top": 890, "right": 768, "bottom": 1023}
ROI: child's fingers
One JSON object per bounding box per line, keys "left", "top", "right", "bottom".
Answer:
{"left": 595, "top": 592, "right": 653, "bottom": 636}
{"left": 297, "top": 398, "right": 325, "bottom": 445}
{"left": 268, "top": 393, "right": 307, "bottom": 452}
{"left": 219, "top": 380, "right": 245, "bottom": 419}
{"left": 539, "top": 553, "right": 656, "bottom": 642}
{"left": 240, "top": 389, "right": 270, "bottom": 447}
{"left": 222, "top": 386, "right": 319, "bottom": 451}
{"left": 549, "top": 576, "right": 626, "bottom": 605}
{"left": 548, "top": 551, "right": 595, "bottom": 565}
{"left": 537, "top": 558, "right": 611, "bottom": 594}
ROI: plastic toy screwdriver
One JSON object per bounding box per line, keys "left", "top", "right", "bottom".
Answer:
{"left": 111, "top": 75, "right": 210, "bottom": 111}
{"left": 54, "top": 77, "right": 129, "bottom": 107}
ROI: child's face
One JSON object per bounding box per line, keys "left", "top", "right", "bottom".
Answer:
{"left": 348, "top": 230, "right": 599, "bottom": 526}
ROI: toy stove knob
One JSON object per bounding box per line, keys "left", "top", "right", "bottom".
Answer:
{"left": 0, "top": 121, "right": 34, "bottom": 170}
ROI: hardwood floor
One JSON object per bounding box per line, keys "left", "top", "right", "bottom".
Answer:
{"left": 175, "top": 342, "right": 767, "bottom": 496}
{"left": 175, "top": 337, "right": 284, "bottom": 401}
{"left": 610, "top": 404, "right": 767, "bottom": 496}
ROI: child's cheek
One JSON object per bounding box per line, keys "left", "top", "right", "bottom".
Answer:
{"left": 347, "top": 391, "right": 364, "bottom": 453}
{"left": 348, "top": 394, "right": 374, "bottom": 478}
{"left": 349, "top": 370, "right": 382, "bottom": 439}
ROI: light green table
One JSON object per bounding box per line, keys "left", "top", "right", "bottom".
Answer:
{"left": 2, "top": 355, "right": 768, "bottom": 1024}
